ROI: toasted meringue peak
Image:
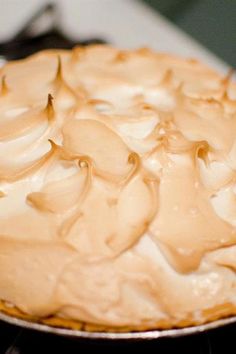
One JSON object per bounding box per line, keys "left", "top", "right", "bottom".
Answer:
{"left": 113, "top": 50, "right": 130, "bottom": 63}
{"left": 0, "top": 46, "right": 236, "bottom": 330}
{"left": 221, "top": 68, "right": 234, "bottom": 88}
{"left": 160, "top": 69, "right": 174, "bottom": 86}
{"left": 0, "top": 75, "right": 8, "bottom": 96}
{"left": 45, "top": 93, "right": 54, "bottom": 120}
{"left": 54, "top": 55, "right": 63, "bottom": 83}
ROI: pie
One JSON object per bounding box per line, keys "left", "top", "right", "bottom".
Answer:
{"left": 0, "top": 45, "right": 236, "bottom": 331}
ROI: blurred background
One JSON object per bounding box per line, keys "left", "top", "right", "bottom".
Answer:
{"left": 145, "top": 0, "right": 236, "bottom": 68}
{"left": 0, "top": 0, "right": 235, "bottom": 73}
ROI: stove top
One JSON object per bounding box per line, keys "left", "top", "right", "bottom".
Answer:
{"left": 0, "top": 3, "right": 106, "bottom": 62}
{"left": 1, "top": 319, "right": 235, "bottom": 354}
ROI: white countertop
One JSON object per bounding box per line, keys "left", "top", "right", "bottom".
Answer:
{"left": 0, "top": 0, "right": 228, "bottom": 73}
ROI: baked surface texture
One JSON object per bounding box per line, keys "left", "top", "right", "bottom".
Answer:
{"left": 0, "top": 45, "right": 236, "bottom": 331}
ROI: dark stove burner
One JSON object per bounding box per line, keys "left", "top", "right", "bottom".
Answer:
{"left": 0, "top": 3, "right": 107, "bottom": 61}
{"left": 1, "top": 319, "right": 235, "bottom": 354}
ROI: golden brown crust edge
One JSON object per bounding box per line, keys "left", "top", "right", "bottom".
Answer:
{"left": 1, "top": 300, "right": 236, "bottom": 332}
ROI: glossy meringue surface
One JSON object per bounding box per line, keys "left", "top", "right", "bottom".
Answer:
{"left": 0, "top": 46, "right": 236, "bottom": 329}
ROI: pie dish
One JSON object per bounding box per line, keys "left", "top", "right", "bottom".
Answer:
{"left": 0, "top": 45, "right": 236, "bottom": 332}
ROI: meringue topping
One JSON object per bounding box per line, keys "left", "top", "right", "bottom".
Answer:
{"left": 0, "top": 46, "right": 236, "bottom": 329}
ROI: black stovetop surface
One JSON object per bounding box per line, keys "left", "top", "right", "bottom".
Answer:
{"left": 1, "top": 320, "right": 235, "bottom": 354}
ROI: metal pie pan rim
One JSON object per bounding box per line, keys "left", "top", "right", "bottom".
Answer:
{"left": 1, "top": 311, "right": 236, "bottom": 340}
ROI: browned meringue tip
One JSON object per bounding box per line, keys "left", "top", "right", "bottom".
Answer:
{"left": 128, "top": 151, "right": 140, "bottom": 164}
{"left": 0, "top": 190, "right": 6, "bottom": 197}
{"left": 52, "top": 55, "right": 67, "bottom": 88}
{"left": 160, "top": 69, "right": 174, "bottom": 86}
{"left": 135, "top": 47, "right": 153, "bottom": 56}
{"left": 119, "top": 151, "right": 141, "bottom": 186}
{"left": 1, "top": 75, "right": 9, "bottom": 95}
{"left": 175, "top": 81, "right": 184, "bottom": 95}
{"left": 196, "top": 141, "right": 210, "bottom": 166}
{"left": 78, "top": 156, "right": 93, "bottom": 169}
{"left": 45, "top": 93, "right": 55, "bottom": 121}
{"left": 221, "top": 68, "right": 235, "bottom": 99}
{"left": 113, "top": 50, "right": 129, "bottom": 63}
{"left": 55, "top": 55, "right": 63, "bottom": 82}
{"left": 221, "top": 68, "right": 235, "bottom": 87}
{"left": 47, "top": 138, "right": 59, "bottom": 151}
{"left": 71, "top": 46, "right": 86, "bottom": 61}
